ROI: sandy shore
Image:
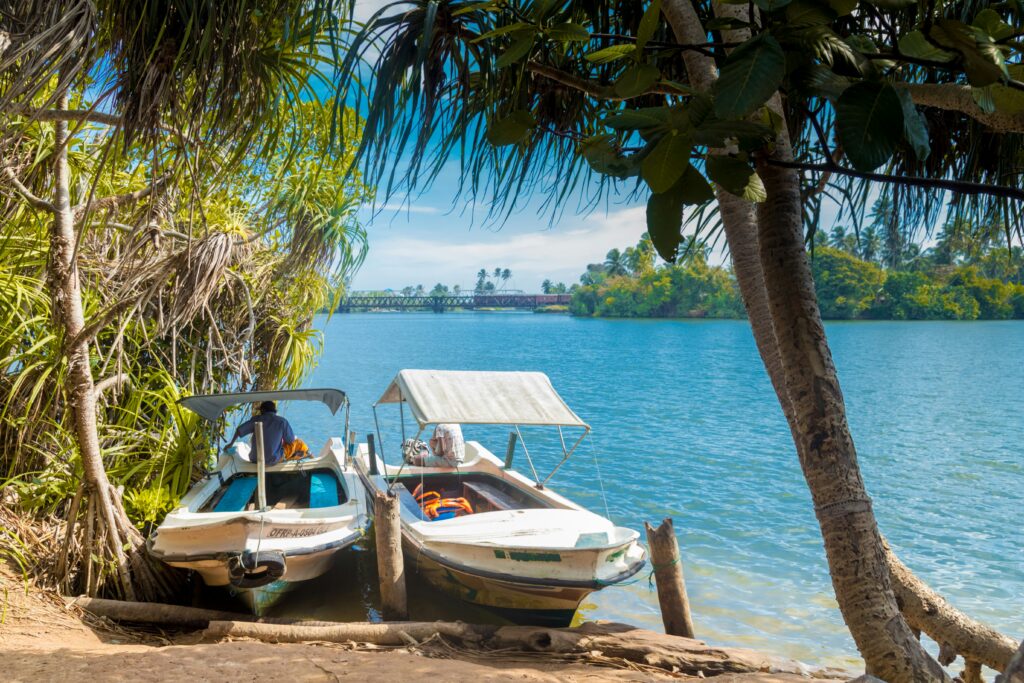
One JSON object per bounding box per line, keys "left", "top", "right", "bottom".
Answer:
{"left": 0, "top": 567, "right": 827, "bottom": 682}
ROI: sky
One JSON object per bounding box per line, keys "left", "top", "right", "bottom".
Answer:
{"left": 346, "top": 0, "right": 656, "bottom": 293}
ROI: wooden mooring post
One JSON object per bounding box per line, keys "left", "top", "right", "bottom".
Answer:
{"left": 645, "top": 517, "right": 695, "bottom": 638}
{"left": 374, "top": 490, "right": 407, "bottom": 620}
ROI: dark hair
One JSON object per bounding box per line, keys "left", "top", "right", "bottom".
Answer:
{"left": 260, "top": 400, "right": 277, "bottom": 413}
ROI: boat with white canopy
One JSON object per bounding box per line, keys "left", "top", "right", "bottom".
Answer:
{"left": 148, "top": 388, "right": 370, "bottom": 614}
{"left": 353, "top": 370, "right": 646, "bottom": 626}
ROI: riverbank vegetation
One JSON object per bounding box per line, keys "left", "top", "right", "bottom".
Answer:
{"left": 570, "top": 222, "right": 1024, "bottom": 320}
{"left": 1, "top": 3, "right": 369, "bottom": 602}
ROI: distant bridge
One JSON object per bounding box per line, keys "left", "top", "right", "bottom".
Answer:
{"left": 338, "top": 293, "right": 571, "bottom": 312}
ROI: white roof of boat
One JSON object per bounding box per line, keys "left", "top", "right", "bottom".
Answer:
{"left": 376, "top": 370, "right": 588, "bottom": 428}
{"left": 179, "top": 388, "right": 346, "bottom": 421}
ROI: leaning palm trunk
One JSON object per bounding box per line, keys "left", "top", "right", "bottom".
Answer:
{"left": 754, "top": 152, "right": 945, "bottom": 681}
{"left": 45, "top": 90, "right": 170, "bottom": 602}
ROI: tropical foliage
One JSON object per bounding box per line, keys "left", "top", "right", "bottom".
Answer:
{"left": 0, "top": 1, "right": 369, "bottom": 598}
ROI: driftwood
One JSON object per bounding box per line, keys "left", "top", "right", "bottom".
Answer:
{"left": 76, "top": 598, "right": 841, "bottom": 678}
{"left": 203, "top": 619, "right": 496, "bottom": 645}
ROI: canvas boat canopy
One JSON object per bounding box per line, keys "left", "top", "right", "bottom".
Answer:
{"left": 179, "top": 388, "right": 347, "bottom": 422}
{"left": 376, "top": 370, "right": 588, "bottom": 429}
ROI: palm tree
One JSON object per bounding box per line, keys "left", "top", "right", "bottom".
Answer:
{"left": 401, "top": 286, "right": 414, "bottom": 297}
{"left": 414, "top": 284, "right": 425, "bottom": 296}
{"left": 860, "top": 226, "right": 883, "bottom": 263}
{"left": 604, "top": 248, "right": 629, "bottom": 276}
{"left": 500, "top": 268, "right": 511, "bottom": 289}
{"left": 333, "top": 1, "right": 1021, "bottom": 676}
{"left": 452, "top": 284, "right": 461, "bottom": 295}
{"left": 829, "top": 225, "right": 848, "bottom": 250}
{"left": 492, "top": 267, "right": 502, "bottom": 282}
{"left": 541, "top": 278, "right": 553, "bottom": 294}
{"left": 475, "top": 268, "right": 488, "bottom": 293}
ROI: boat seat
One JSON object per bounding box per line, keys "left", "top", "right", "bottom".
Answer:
{"left": 462, "top": 480, "right": 520, "bottom": 512}
{"left": 309, "top": 472, "right": 340, "bottom": 508}
{"left": 394, "top": 485, "right": 431, "bottom": 521}
{"left": 214, "top": 476, "right": 258, "bottom": 512}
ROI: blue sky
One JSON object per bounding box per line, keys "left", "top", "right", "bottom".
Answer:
{"left": 347, "top": 0, "right": 657, "bottom": 292}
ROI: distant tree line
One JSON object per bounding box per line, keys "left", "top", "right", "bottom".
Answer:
{"left": 571, "top": 217, "right": 1024, "bottom": 320}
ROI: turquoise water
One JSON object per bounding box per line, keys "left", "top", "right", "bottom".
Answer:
{"left": 279, "top": 313, "right": 1023, "bottom": 667}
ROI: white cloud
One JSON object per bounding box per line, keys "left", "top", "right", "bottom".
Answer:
{"left": 372, "top": 204, "right": 442, "bottom": 215}
{"left": 351, "top": 206, "right": 648, "bottom": 291}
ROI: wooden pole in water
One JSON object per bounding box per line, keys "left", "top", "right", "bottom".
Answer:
{"left": 375, "top": 490, "right": 407, "bottom": 620}
{"left": 645, "top": 518, "right": 695, "bottom": 638}
{"left": 254, "top": 421, "right": 267, "bottom": 511}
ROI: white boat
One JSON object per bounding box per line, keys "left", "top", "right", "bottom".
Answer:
{"left": 354, "top": 370, "right": 646, "bottom": 626}
{"left": 148, "top": 389, "right": 370, "bottom": 614}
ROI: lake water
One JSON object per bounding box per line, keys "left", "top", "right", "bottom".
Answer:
{"left": 274, "top": 313, "right": 1023, "bottom": 669}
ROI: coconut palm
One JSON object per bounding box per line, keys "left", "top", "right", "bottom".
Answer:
{"left": 604, "top": 248, "right": 629, "bottom": 276}
{"left": 500, "top": 268, "right": 511, "bottom": 289}
{"left": 333, "top": 0, "right": 1023, "bottom": 677}
{"left": 541, "top": 278, "right": 553, "bottom": 294}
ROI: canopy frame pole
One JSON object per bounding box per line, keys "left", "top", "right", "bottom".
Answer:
{"left": 343, "top": 401, "right": 351, "bottom": 468}
{"left": 372, "top": 405, "right": 386, "bottom": 476}
{"left": 386, "top": 425, "right": 423, "bottom": 494}
{"left": 254, "top": 422, "right": 268, "bottom": 511}
{"left": 398, "top": 387, "right": 406, "bottom": 443}
{"left": 542, "top": 427, "right": 591, "bottom": 486}
{"left": 514, "top": 425, "right": 542, "bottom": 488}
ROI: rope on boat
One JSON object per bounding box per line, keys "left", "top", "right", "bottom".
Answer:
{"left": 584, "top": 431, "right": 612, "bottom": 522}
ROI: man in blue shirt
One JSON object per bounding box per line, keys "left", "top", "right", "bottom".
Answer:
{"left": 227, "top": 401, "right": 295, "bottom": 464}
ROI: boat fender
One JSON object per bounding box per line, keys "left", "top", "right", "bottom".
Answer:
{"left": 227, "top": 549, "right": 286, "bottom": 588}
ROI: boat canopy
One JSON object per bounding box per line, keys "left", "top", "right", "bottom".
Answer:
{"left": 179, "top": 388, "right": 347, "bottom": 421}
{"left": 376, "top": 370, "right": 588, "bottom": 429}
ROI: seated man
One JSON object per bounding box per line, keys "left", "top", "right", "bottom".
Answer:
{"left": 226, "top": 400, "right": 295, "bottom": 465}
{"left": 405, "top": 423, "right": 465, "bottom": 467}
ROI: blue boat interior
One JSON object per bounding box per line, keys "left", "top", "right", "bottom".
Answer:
{"left": 204, "top": 469, "right": 346, "bottom": 512}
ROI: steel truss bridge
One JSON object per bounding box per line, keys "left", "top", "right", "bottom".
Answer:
{"left": 338, "top": 293, "right": 571, "bottom": 312}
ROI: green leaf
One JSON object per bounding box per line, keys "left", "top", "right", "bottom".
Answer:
{"left": 972, "top": 86, "right": 998, "bottom": 114}
{"left": 677, "top": 165, "right": 716, "bottom": 204}
{"left": 580, "top": 135, "right": 641, "bottom": 178}
{"left": 646, "top": 191, "right": 685, "bottom": 261}
{"left": 835, "top": 81, "right": 903, "bottom": 171}
{"left": 706, "top": 155, "right": 766, "bottom": 202}
{"left": 641, "top": 131, "right": 693, "bottom": 193}
{"left": 930, "top": 19, "right": 1007, "bottom": 87}
{"left": 585, "top": 44, "right": 637, "bottom": 64}
{"left": 784, "top": 0, "right": 835, "bottom": 25}
{"left": 894, "top": 88, "right": 930, "bottom": 162}
{"left": 454, "top": 0, "right": 502, "bottom": 16}
{"left": 637, "top": 0, "right": 663, "bottom": 52}
{"left": 694, "top": 119, "right": 775, "bottom": 149}
{"left": 495, "top": 30, "right": 536, "bottom": 68}
{"left": 754, "top": 0, "right": 794, "bottom": 11}
{"left": 473, "top": 22, "right": 533, "bottom": 43}
{"left": 713, "top": 34, "right": 786, "bottom": 120}
{"left": 972, "top": 9, "right": 1014, "bottom": 41}
{"left": 546, "top": 22, "right": 590, "bottom": 42}
{"left": 603, "top": 108, "right": 671, "bottom": 131}
{"left": 485, "top": 110, "right": 536, "bottom": 146}
{"left": 828, "top": 0, "right": 858, "bottom": 17}
{"left": 989, "top": 65, "right": 1024, "bottom": 114}
{"left": 614, "top": 63, "right": 662, "bottom": 98}
{"left": 897, "top": 30, "right": 956, "bottom": 63}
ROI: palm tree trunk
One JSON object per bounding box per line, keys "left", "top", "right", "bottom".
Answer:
{"left": 754, "top": 150, "right": 944, "bottom": 681}
{"left": 48, "top": 88, "right": 136, "bottom": 600}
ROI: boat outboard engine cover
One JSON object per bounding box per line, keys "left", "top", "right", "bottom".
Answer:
{"left": 228, "top": 550, "right": 286, "bottom": 588}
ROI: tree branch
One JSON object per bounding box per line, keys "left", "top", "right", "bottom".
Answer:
{"left": 1, "top": 166, "right": 57, "bottom": 213}
{"left": 767, "top": 158, "right": 1024, "bottom": 202}
{"left": 900, "top": 83, "right": 1024, "bottom": 134}
{"left": 72, "top": 173, "right": 172, "bottom": 221}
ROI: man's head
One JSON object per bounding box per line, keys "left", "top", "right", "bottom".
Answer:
{"left": 260, "top": 400, "right": 277, "bottom": 414}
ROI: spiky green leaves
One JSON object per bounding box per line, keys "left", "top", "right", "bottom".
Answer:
{"left": 713, "top": 34, "right": 786, "bottom": 120}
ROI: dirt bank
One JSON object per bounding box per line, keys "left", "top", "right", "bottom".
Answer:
{"left": 0, "top": 567, "right": 827, "bottom": 682}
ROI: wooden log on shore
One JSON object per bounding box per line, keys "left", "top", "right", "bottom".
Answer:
{"left": 645, "top": 518, "right": 695, "bottom": 638}
{"left": 374, "top": 490, "right": 407, "bottom": 620}
{"left": 73, "top": 596, "right": 260, "bottom": 628}
{"left": 202, "top": 619, "right": 497, "bottom": 645}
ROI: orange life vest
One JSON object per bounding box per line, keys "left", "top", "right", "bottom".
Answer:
{"left": 283, "top": 438, "right": 311, "bottom": 461}
{"left": 412, "top": 484, "right": 473, "bottom": 520}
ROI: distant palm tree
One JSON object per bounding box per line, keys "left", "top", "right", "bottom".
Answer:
{"left": 554, "top": 282, "right": 568, "bottom": 294}
{"left": 475, "top": 268, "right": 487, "bottom": 293}
{"left": 541, "top": 279, "right": 553, "bottom": 294}
{"left": 493, "top": 267, "right": 502, "bottom": 281}
{"left": 452, "top": 284, "right": 461, "bottom": 295}
{"left": 860, "top": 226, "right": 882, "bottom": 263}
{"left": 401, "top": 286, "right": 414, "bottom": 297}
{"left": 415, "top": 284, "right": 425, "bottom": 296}
{"left": 604, "top": 248, "right": 629, "bottom": 276}
{"left": 500, "top": 268, "right": 511, "bottom": 289}
{"left": 829, "top": 225, "right": 848, "bottom": 250}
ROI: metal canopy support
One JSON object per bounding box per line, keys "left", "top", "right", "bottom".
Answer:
{"left": 542, "top": 427, "right": 591, "bottom": 486}
{"left": 503, "top": 431, "right": 517, "bottom": 469}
